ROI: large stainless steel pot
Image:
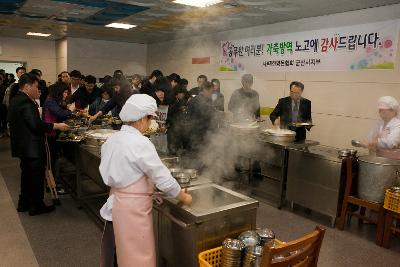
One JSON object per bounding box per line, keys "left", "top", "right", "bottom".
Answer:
{"left": 85, "top": 129, "right": 118, "bottom": 146}
{"left": 358, "top": 156, "right": 400, "bottom": 203}
{"left": 261, "top": 129, "right": 296, "bottom": 143}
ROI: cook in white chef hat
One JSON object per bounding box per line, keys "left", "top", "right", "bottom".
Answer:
{"left": 377, "top": 96, "right": 400, "bottom": 112}
{"left": 119, "top": 94, "right": 158, "bottom": 122}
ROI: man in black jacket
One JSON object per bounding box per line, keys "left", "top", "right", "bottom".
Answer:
{"left": 141, "top": 69, "right": 163, "bottom": 96}
{"left": 187, "top": 81, "right": 215, "bottom": 150}
{"left": 8, "top": 73, "right": 69, "bottom": 216}
{"left": 68, "top": 75, "right": 101, "bottom": 109}
{"left": 188, "top": 74, "right": 207, "bottom": 97}
{"left": 270, "top": 81, "right": 312, "bottom": 141}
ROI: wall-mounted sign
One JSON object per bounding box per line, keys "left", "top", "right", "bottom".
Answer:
{"left": 220, "top": 19, "right": 399, "bottom": 72}
{"left": 192, "top": 57, "right": 210, "bottom": 64}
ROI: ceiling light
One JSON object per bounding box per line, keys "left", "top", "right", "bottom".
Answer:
{"left": 105, "top": 23, "right": 137, "bottom": 29}
{"left": 26, "top": 32, "right": 51, "bottom": 37}
{"left": 173, "top": 0, "right": 223, "bottom": 8}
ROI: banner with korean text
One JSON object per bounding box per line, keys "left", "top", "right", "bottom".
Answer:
{"left": 220, "top": 20, "right": 400, "bottom": 72}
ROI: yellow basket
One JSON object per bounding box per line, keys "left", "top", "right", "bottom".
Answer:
{"left": 384, "top": 189, "right": 400, "bottom": 213}
{"left": 198, "top": 240, "right": 283, "bottom": 267}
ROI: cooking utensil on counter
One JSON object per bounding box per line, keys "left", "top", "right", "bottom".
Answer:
{"left": 85, "top": 129, "right": 118, "bottom": 146}
{"left": 183, "top": 169, "right": 197, "bottom": 181}
{"left": 169, "top": 168, "right": 182, "bottom": 177}
{"left": 175, "top": 172, "right": 191, "bottom": 185}
{"left": 351, "top": 139, "right": 364, "bottom": 147}
{"left": 290, "top": 122, "right": 314, "bottom": 128}
{"left": 338, "top": 149, "right": 358, "bottom": 158}
{"left": 261, "top": 128, "right": 296, "bottom": 143}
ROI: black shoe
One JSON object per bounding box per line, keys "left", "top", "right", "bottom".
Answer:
{"left": 29, "top": 204, "right": 55, "bottom": 216}
{"left": 56, "top": 186, "right": 68, "bottom": 195}
{"left": 17, "top": 203, "right": 30, "bottom": 212}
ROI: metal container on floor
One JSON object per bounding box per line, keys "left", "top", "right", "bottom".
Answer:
{"left": 358, "top": 156, "right": 400, "bottom": 203}
{"left": 154, "top": 183, "right": 258, "bottom": 267}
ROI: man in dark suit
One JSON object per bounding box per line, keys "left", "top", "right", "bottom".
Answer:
{"left": 189, "top": 74, "right": 207, "bottom": 97}
{"left": 270, "top": 81, "right": 312, "bottom": 141}
{"left": 8, "top": 73, "right": 69, "bottom": 216}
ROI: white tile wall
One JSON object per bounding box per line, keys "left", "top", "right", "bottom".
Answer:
{"left": 0, "top": 37, "right": 57, "bottom": 83}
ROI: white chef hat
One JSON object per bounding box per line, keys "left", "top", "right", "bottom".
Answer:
{"left": 377, "top": 96, "right": 399, "bottom": 111}
{"left": 119, "top": 94, "right": 158, "bottom": 122}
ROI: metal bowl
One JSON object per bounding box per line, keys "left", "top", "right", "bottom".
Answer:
{"left": 256, "top": 228, "right": 275, "bottom": 246}
{"left": 169, "top": 168, "right": 182, "bottom": 178}
{"left": 222, "top": 238, "right": 245, "bottom": 250}
{"left": 183, "top": 169, "right": 197, "bottom": 180}
{"left": 238, "top": 231, "right": 261, "bottom": 247}
{"left": 338, "top": 149, "right": 350, "bottom": 158}
{"left": 175, "top": 172, "right": 190, "bottom": 184}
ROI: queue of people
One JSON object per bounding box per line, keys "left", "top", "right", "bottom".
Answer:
{"left": 4, "top": 65, "right": 400, "bottom": 267}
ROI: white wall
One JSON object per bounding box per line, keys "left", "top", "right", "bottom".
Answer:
{"left": 66, "top": 37, "right": 147, "bottom": 79}
{"left": 56, "top": 38, "right": 67, "bottom": 76}
{"left": 147, "top": 4, "right": 400, "bottom": 149}
{"left": 0, "top": 37, "right": 57, "bottom": 83}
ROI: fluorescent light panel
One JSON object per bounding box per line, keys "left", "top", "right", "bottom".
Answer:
{"left": 173, "top": 0, "right": 223, "bottom": 8}
{"left": 26, "top": 32, "right": 51, "bottom": 37}
{"left": 105, "top": 23, "right": 137, "bottom": 29}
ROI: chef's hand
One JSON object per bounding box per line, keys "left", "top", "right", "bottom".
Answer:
{"left": 53, "top": 123, "right": 70, "bottom": 131}
{"left": 177, "top": 188, "right": 192, "bottom": 206}
{"left": 365, "top": 139, "right": 378, "bottom": 150}
{"left": 273, "top": 117, "right": 280, "bottom": 128}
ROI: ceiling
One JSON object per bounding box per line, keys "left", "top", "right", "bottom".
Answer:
{"left": 0, "top": 0, "right": 399, "bottom": 43}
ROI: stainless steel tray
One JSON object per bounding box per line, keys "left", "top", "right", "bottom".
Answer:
{"left": 163, "top": 183, "right": 258, "bottom": 223}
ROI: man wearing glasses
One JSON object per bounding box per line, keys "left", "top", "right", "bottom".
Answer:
{"left": 270, "top": 81, "right": 312, "bottom": 141}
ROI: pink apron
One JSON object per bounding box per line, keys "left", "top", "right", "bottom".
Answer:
{"left": 112, "top": 176, "right": 156, "bottom": 267}
{"left": 377, "top": 148, "right": 400, "bottom": 160}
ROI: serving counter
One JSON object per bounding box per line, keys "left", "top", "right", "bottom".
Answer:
{"left": 250, "top": 138, "right": 319, "bottom": 208}
{"left": 154, "top": 183, "right": 258, "bottom": 267}
{"left": 286, "top": 145, "right": 354, "bottom": 227}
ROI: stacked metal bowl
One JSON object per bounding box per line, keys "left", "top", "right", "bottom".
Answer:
{"left": 256, "top": 228, "right": 276, "bottom": 247}
{"left": 221, "top": 238, "right": 245, "bottom": 267}
{"left": 242, "top": 245, "right": 264, "bottom": 267}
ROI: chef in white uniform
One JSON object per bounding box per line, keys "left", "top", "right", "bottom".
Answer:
{"left": 362, "top": 96, "right": 400, "bottom": 159}
{"left": 99, "top": 94, "right": 192, "bottom": 267}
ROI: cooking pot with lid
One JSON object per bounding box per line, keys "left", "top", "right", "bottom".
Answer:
{"left": 358, "top": 155, "right": 400, "bottom": 203}
{"left": 261, "top": 129, "right": 296, "bottom": 143}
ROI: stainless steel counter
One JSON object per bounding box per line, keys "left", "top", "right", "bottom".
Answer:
{"left": 251, "top": 138, "right": 319, "bottom": 208}
{"left": 286, "top": 145, "right": 348, "bottom": 227}
{"left": 154, "top": 183, "right": 258, "bottom": 267}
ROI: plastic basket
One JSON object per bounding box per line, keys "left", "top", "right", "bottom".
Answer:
{"left": 198, "top": 240, "right": 283, "bottom": 267}
{"left": 384, "top": 189, "right": 400, "bottom": 213}
{"left": 198, "top": 246, "right": 223, "bottom": 267}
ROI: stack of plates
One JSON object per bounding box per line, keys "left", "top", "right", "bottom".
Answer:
{"left": 242, "top": 246, "right": 264, "bottom": 267}
{"left": 222, "top": 238, "right": 245, "bottom": 267}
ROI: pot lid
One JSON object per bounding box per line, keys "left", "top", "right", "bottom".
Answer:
{"left": 358, "top": 155, "right": 400, "bottom": 166}
{"left": 263, "top": 129, "right": 296, "bottom": 136}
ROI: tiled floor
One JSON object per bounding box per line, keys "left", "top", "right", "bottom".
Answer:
{"left": 1, "top": 137, "right": 400, "bottom": 266}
